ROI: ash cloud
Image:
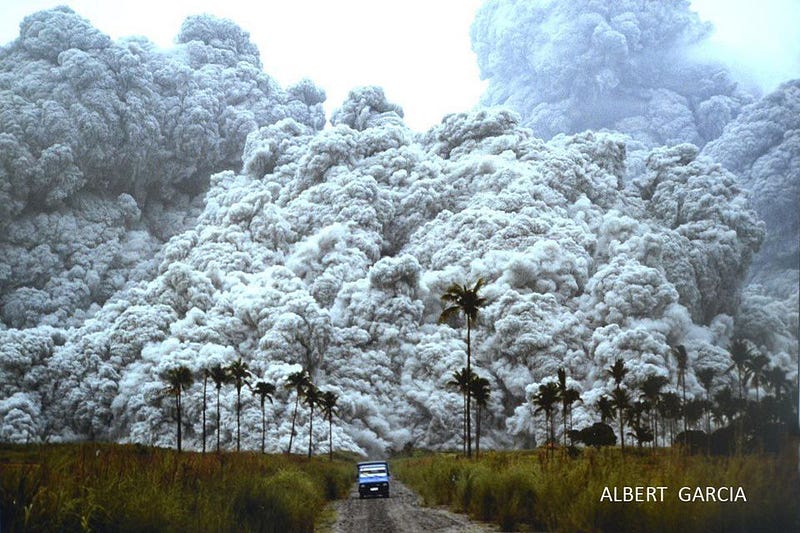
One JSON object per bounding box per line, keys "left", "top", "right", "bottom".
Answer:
{"left": 2, "top": 97, "right": 781, "bottom": 452}
{"left": 470, "top": 0, "right": 798, "bottom": 353}
{"left": 0, "top": 4, "right": 794, "bottom": 453}
{"left": 470, "top": 0, "right": 757, "bottom": 145}
{"left": 0, "top": 7, "right": 326, "bottom": 328}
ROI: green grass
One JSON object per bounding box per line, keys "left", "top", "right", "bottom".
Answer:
{"left": 0, "top": 443, "right": 355, "bottom": 532}
{"left": 393, "top": 446, "right": 800, "bottom": 532}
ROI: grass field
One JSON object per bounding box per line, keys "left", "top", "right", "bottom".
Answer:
{"left": 393, "top": 445, "right": 800, "bottom": 532}
{"left": 0, "top": 443, "right": 354, "bottom": 532}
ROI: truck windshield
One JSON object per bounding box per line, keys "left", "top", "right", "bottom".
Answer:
{"left": 360, "top": 467, "right": 387, "bottom": 477}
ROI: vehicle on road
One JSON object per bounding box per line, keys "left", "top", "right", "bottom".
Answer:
{"left": 357, "top": 461, "right": 390, "bottom": 498}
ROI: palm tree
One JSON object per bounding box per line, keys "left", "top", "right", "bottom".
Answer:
{"left": 595, "top": 395, "right": 616, "bottom": 425}
{"left": 606, "top": 358, "right": 629, "bottom": 450}
{"left": 319, "top": 390, "right": 339, "bottom": 461}
{"left": 285, "top": 370, "right": 311, "bottom": 454}
{"left": 227, "top": 358, "right": 252, "bottom": 452}
{"left": 764, "top": 366, "right": 791, "bottom": 401}
{"left": 447, "top": 367, "right": 471, "bottom": 455}
{"left": 727, "top": 339, "right": 753, "bottom": 400}
{"left": 606, "top": 359, "right": 628, "bottom": 389}
{"left": 162, "top": 365, "right": 193, "bottom": 453}
{"left": 471, "top": 375, "right": 491, "bottom": 459}
{"left": 639, "top": 375, "right": 668, "bottom": 448}
{"left": 712, "top": 386, "right": 740, "bottom": 427}
{"left": 564, "top": 388, "right": 582, "bottom": 436}
{"left": 695, "top": 367, "right": 716, "bottom": 433}
{"left": 744, "top": 353, "right": 770, "bottom": 402}
{"left": 626, "top": 400, "right": 653, "bottom": 449}
{"left": 556, "top": 368, "right": 570, "bottom": 447}
{"left": 683, "top": 398, "right": 706, "bottom": 430}
{"left": 658, "top": 391, "right": 682, "bottom": 446}
{"left": 439, "top": 278, "right": 487, "bottom": 458}
{"left": 209, "top": 364, "right": 230, "bottom": 452}
{"left": 251, "top": 381, "right": 276, "bottom": 454}
{"left": 532, "top": 381, "right": 560, "bottom": 449}
{"left": 671, "top": 345, "right": 689, "bottom": 435}
{"left": 200, "top": 368, "right": 210, "bottom": 453}
{"left": 304, "top": 383, "right": 321, "bottom": 458}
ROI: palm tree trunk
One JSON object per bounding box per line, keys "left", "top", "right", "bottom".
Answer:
{"left": 618, "top": 406, "right": 625, "bottom": 451}
{"left": 288, "top": 394, "right": 299, "bottom": 454}
{"left": 176, "top": 392, "right": 182, "bottom": 453}
{"left": 476, "top": 404, "right": 481, "bottom": 459}
{"left": 328, "top": 417, "right": 333, "bottom": 461}
{"left": 202, "top": 374, "right": 208, "bottom": 454}
{"left": 681, "top": 379, "right": 687, "bottom": 437}
{"left": 236, "top": 386, "right": 242, "bottom": 452}
{"left": 216, "top": 387, "right": 221, "bottom": 452}
{"left": 466, "top": 318, "right": 472, "bottom": 459}
{"left": 308, "top": 403, "right": 314, "bottom": 458}
{"left": 462, "top": 391, "right": 467, "bottom": 456}
{"left": 261, "top": 401, "right": 266, "bottom": 454}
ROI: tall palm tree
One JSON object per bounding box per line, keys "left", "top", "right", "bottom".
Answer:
{"left": 209, "top": 364, "right": 230, "bottom": 452}
{"left": 695, "top": 367, "right": 716, "bottom": 433}
{"left": 319, "top": 390, "right": 339, "bottom": 461}
{"left": 671, "top": 345, "right": 689, "bottom": 435}
{"left": 564, "top": 388, "right": 582, "bottom": 436}
{"left": 251, "top": 381, "right": 276, "bottom": 454}
{"left": 439, "top": 278, "right": 487, "bottom": 458}
{"left": 200, "top": 368, "right": 210, "bottom": 453}
{"left": 304, "top": 383, "right": 321, "bottom": 458}
{"left": 227, "top": 358, "right": 252, "bottom": 452}
{"left": 532, "top": 381, "right": 560, "bottom": 449}
{"left": 606, "top": 359, "right": 628, "bottom": 390}
{"left": 606, "top": 358, "right": 629, "bottom": 450}
{"left": 727, "top": 339, "right": 753, "bottom": 400}
{"left": 744, "top": 353, "right": 770, "bottom": 402}
{"left": 162, "top": 365, "right": 193, "bottom": 453}
{"left": 285, "top": 370, "right": 311, "bottom": 454}
{"left": 557, "top": 368, "right": 569, "bottom": 447}
{"left": 639, "top": 374, "right": 668, "bottom": 448}
{"left": 447, "top": 367, "right": 471, "bottom": 455}
{"left": 471, "top": 375, "right": 490, "bottom": 459}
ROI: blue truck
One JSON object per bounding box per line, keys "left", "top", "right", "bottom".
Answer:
{"left": 357, "top": 461, "right": 390, "bottom": 498}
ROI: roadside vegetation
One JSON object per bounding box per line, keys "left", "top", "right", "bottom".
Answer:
{"left": 393, "top": 447, "right": 800, "bottom": 532}
{"left": 0, "top": 443, "right": 353, "bottom": 532}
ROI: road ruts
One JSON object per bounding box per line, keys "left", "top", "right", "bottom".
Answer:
{"left": 331, "top": 480, "right": 496, "bottom": 533}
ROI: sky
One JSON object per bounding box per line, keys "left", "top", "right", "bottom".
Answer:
{"left": 0, "top": 0, "right": 798, "bottom": 131}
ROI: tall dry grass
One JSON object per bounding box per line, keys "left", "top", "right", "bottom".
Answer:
{"left": 0, "top": 443, "right": 354, "bottom": 532}
{"left": 394, "top": 446, "right": 800, "bottom": 532}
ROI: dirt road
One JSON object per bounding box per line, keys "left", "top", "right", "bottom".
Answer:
{"left": 330, "top": 480, "right": 496, "bottom": 533}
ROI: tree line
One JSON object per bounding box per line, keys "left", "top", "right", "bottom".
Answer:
{"left": 164, "top": 277, "right": 795, "bottom": 458}
{"left": 439, "top": 278, "right": 797, "bottom": 457}
{"left": 161, "top": 362, "right": 338, "bottom": 458}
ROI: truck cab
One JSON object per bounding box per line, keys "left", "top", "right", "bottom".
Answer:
{"left": 357, "top": 461, "right": 390, "bottom": 498}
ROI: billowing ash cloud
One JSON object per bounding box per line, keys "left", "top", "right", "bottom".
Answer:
{"left": 702, "top": 80, "right": 800, "bottom": 297}
{"left": 470, "top": 0, "right": 754, "bottom": 146}
{"left": 470, "top": 0, "right": 798, "bottom": 377}
{"left": 2, "top": 88, "right": 781, "bottom": 453}
{"left": 0, "top": 7, "right": 326, "bottom": 327}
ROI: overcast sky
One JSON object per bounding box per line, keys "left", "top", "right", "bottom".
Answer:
{"left": 0, "top": 0, "right": 798, "bottom": 131}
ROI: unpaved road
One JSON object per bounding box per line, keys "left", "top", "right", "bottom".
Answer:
{"left": 331, "top": 480, "right": 496, "bottom": 533}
